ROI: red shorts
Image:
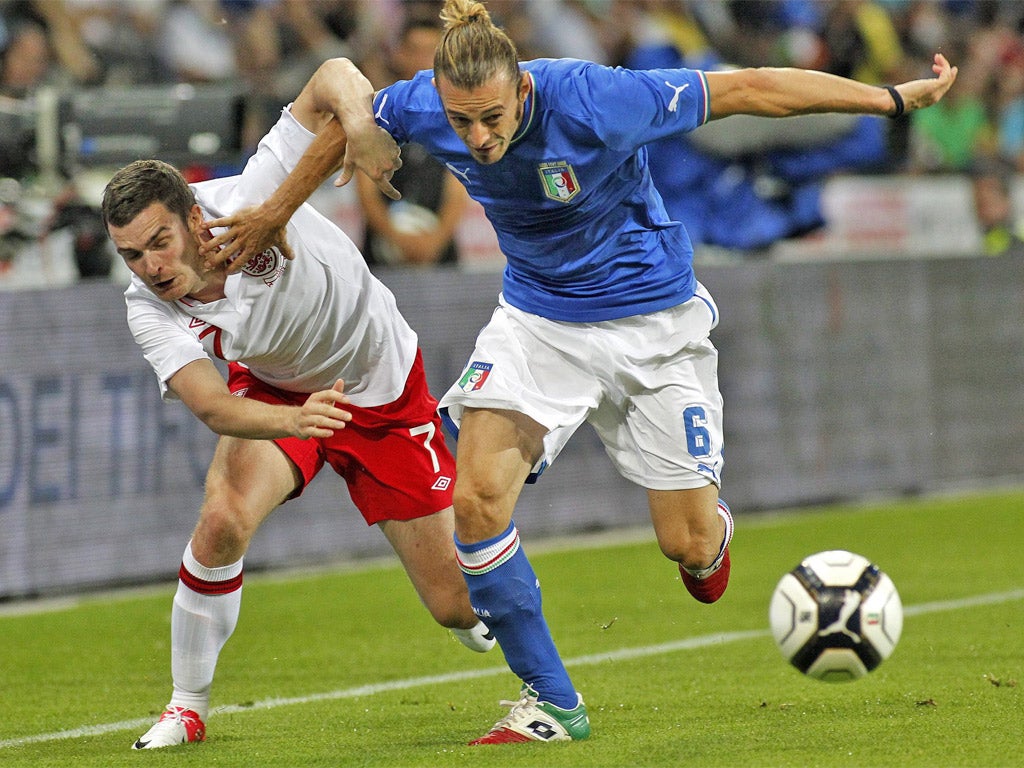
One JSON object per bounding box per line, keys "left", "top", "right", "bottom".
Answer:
{"left": 227, "top": 350, "right": 455, "bottom": 525}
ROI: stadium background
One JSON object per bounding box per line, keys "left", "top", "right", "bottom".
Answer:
{"left": 1, "top": 0, "right": 1023, "bottom": 599}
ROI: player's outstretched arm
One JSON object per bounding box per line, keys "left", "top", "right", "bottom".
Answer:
{"left": 705, "top": 53, "right": 957, "bottom": 121}
{"left": 289, "top": 57, "right": 402, "bottom": 199}
{"left": 169, "top": 360, "right": 352, "bottom": 440}
{"left": 202, "top": 57, "right": 402, "bottom": 271}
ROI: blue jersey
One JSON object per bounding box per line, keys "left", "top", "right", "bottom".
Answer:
{"left": 374, "top": 58, "right": 710, "bottom": 321}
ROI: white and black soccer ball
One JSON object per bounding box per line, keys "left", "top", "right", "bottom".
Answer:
{"left": 769, "top": 550, "right": 903, "bottom": 682}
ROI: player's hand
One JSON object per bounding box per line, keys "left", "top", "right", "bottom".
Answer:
{"left": 200, "top": 205, "right": 294, "bottom": 274}
{"left": 293, "top": 380, "right": 351, "bottom": 439}
{"left": 335, "top": 122, "right": 403, "bottom": 201}
{"left": 894, "top": 53, "right": 958, "bottom": 113}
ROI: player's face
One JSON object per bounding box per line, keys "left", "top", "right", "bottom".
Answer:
{"left": 436, "top": 71, "right": 530, "bottom": 165}
{"left": 108, "top": 202, "right": 211, "bottom": 302}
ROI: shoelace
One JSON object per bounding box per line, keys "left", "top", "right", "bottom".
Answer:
{"left": 160, "top": 707, "right": 199, "bottom": 726}
{"left": 489, "top": 692, "right": 540, "bottom": 730}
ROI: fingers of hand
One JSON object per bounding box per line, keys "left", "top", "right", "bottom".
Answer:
{"left": 301, "top": 402, "right": 350, "bottom": 438}
{"left": 314, "top": 392, "right": 352, "bottom": 421}
{"left": 203, "top": 244, "right": 237, "bottom": 272}
{"left": 225, "top": 251, "right": 250, "bottom": 274}
{"left": 335, "top": 167, "right": 354, "bottom": 187}
{"left": 202, "top": 214, "right": 236, "bottom": 231}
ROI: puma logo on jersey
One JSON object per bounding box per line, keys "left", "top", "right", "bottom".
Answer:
{"left": 446, "top": 162, "right": 471, "bottom": 184}
{"left": 374, "top": 93, "right": 390, "bottom": 125}
{"left": 664, "top": 81, "right": 690, "bottom": 113}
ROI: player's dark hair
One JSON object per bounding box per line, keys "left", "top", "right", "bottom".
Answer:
{"left": 101, "top": 159, "right": 196, "bottom": 230}
{"left": 435, "top": 0, "right": 519, "bottom": 89}
{"left": 401, "top": 9, "right": 443, "bottom": 40}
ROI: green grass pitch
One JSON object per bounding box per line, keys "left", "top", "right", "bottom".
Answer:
{"left": 1, "top": 489, "right": 1021, "bottom": 767}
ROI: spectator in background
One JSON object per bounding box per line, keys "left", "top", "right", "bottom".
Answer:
{"left": 271, "top": 0, "right": 364, "bottom": 101}
{"left": 489, "top": 0, "right": 615, "bottom": 64}
{"left": 692, "top": 0, "right": 825, "bottom": 69}
{"left": 234, "top": 0, "right": 372, "bottom": 152}
{"left": 820, "top": 0, "right": 905, "bottom": 85}
{"left": 0, "top": 1, "right": 108, "bottom": 280}
{"left": 998, "top": 57, "right": 1024, "bottom": 171}
{"left": 154, "top": 0, "right": 238, "bottom": 84}
{"left": 970, "top": 157, "right": 1024, "bottom": 257}
{"left": 153, "top": 0, "right": 266, "bottom": 153}
{"left": 0, "top": 0, "right": 100, "bottom": 97}
{"left": 0, "top": 19, "right": 53, "bottom": 97}
{"left": 963, "top": 8, "right": 1024, "bottom": 171}
{"left": 907, "top": 47, "right": 994, "bottom": 172}
{"left": 60, "top": 0, "right": 165, "bottom": 85}
{"left": 355, "top": 11, "right": 468, "bottom": 267}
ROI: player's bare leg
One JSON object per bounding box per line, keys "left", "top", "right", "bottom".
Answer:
{"left": 133, "top": 438, "right": 295, "bottom": 749}
{"left": 649, "top": 484, "right": 733, "bottom": 604}
{"left": 380, "top": 509, "right": 495, "bottom": 652}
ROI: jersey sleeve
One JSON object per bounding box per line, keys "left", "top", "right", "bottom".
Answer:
{"left": 564, "top": 62, "right": 710, "bottom": 152}
{"left": 125, "top": 280, "right": 207, "bottom": 401}
{"left": 372, "top": 83, "right": 403, "bottom": 142}
{"left": 372, "top": 73, "right": 436, "bottom": 145}
{"left": 223, "top": 106, "right": 317, "bottom": 209}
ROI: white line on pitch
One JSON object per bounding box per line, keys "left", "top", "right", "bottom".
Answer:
{"left": 2, "top": 588, "right": 1022, "bottom": 749}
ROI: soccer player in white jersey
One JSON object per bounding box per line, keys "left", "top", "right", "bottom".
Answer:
{"left": 198, "top": 0, "right": 957, "bottom": 746}
{"left": 101, "top": 61, "right": 496, "bottom": 751}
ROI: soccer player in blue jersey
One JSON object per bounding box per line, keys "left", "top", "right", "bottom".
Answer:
{"left": 201, "top": 0, "right": 957, "bottom": 746}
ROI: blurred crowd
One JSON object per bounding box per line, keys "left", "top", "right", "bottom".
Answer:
{"left": 1, "top": 0, "right": 1022, "bottom": 274}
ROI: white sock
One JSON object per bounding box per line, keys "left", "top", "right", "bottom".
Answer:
{"left": 167, "top": 542, "right": 243, "bottom": 721}
{"left": 683, "top": 501, "right": 734, "bottom": 580}
{"left": 451, "top": 620, "right": 496, "bottom": 653}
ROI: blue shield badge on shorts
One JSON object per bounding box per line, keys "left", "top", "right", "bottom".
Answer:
{"left": 458, "top": 361, "right": 493, "bottom": 392}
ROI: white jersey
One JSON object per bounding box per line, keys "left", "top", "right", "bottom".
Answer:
{"left": 125, "top": 107, "right": 418, "bottom": 407}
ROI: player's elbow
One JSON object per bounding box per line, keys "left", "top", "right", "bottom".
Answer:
{"left": 193, "top": 407, "right": 231, "bottom": 436}
{"left": 187, "top": 396, "right": 240, "bottom": 437}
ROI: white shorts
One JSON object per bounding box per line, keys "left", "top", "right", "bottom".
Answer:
{"left": 438, "top": 284, "right": 724, "bottom": 491}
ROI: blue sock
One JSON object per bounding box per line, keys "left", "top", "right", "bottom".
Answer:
{"left": 455, "top": 522, "right": 577, "bottom": 710}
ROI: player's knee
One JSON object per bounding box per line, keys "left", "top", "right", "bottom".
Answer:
{"left": 451, "top": 477, "right": 512, "bottom": 535}
{"left": 194, "top": 500, "right": 256, "bottom": 562}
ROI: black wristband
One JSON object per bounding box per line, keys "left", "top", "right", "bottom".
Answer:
{"left": 885, "top": 85, "right": 905, "bottom": 119}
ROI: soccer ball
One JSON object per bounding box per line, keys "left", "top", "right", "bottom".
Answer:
{"left": 769, "top": 550, "right": 903, "bottom": 682}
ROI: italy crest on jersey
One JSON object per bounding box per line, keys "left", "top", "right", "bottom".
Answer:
{"left": 458, "top": 361, "right": 493, "bottom": 392}
{"left": 538, "top": 162, "right": 580, "bottom": 202}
